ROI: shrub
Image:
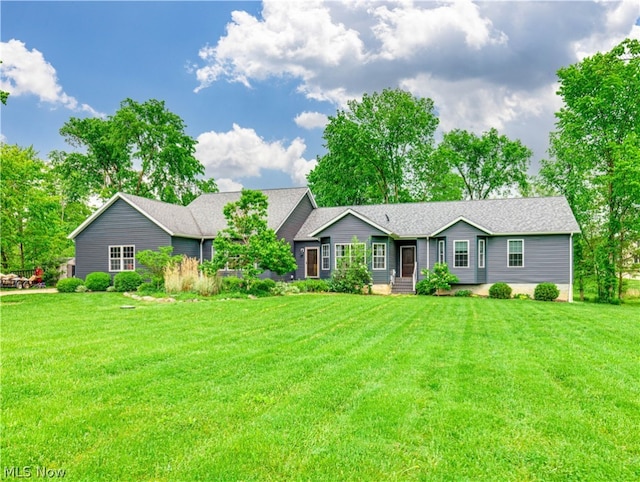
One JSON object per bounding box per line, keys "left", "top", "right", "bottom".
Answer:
{"left": 249, "top": 278, "right": 276, "bottom": 296}
{"left": 419, "top": 263, "right": 459, "bottom": 295}
{"left": 272, "top": 282, "right": 301, "bottom": 296}
{"left": 489, "top": 282, "right": 512, "bottom": 299}
{"left": 43, "top": 268, "right": 60, "bottom": 287}
{"left": 56, "top": 277, "right": 85, "bottom": 293}
{"left": 222, "top": 276, "right": 245, "bottom": 293}
{"left": 454, "top": 289, "right": 473, "bottom": 297}
{"left": 514, "top": 293, "right": 531, "bottom": 300}
{"left": 534, "top": 282, "right": 560, "bottom": 301}
{"left": 137, "top": 282, "right": 159, "bottom": 294}
{"left": 292, "top": 279, "right": 329, "bottom": 293}
{"left": 114, "top": 271, "right": 143, "bottom": 292}
{"left": 106, "top": 286, "right": 116, "bottom": 292}
{"left": 75, "top": 285, "right": 88, "bottom": 293}
{"left": 415, "top": 279, "right": 436, "bottom": 295}
{"left": 84, "top": 272, "right": 111, "bottom": 291}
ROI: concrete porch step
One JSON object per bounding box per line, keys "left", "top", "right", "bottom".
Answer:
{"left": 392, "top": 278, "right": 415, "bottom": 294}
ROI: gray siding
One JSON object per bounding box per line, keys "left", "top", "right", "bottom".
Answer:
{"left": 416, "top": 238, "right": 428, "bottom": 280}
{"left": 371, "top": 236, "right": 390, "bottom": 284}
{"left": 487, "top": 234, "right": 572, "bottom": 284}
{"left": 436, "top": 221, "right": 487, "bottom": 284}
{"left": 316, "top": 214, "right": 386, "bottom": 242}
{"left": 172, "top": 237, "right": 201, "bottom": 260}
{"left": 277, "top": 193, "right": 315, "bottom": 244}
{"left": 293, "top": 241, "right": 320, "bottom": 280}
{"left": 74, "top": 199, "right": 171, "bottom": 279}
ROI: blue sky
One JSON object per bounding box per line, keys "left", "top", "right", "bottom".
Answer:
{"left": 2, "top": 1, "right": 639, "bottom": 192}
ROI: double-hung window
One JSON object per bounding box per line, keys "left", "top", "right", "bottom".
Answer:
{"left": 372, "top": 243, "right": 386, "bottom": 270}
{"left": 334, "top": 243, "right": 366, "bottom": 269}
{"left": 321, "top": 244, "right": 330, "bottom": 270}
{"left": 454, "top": 240, "right": 469, "bottom": 268}
{"left": 508, "top": 239, "right": 524, "bottom": 267}
{"left": 478, "top": 239, "right": 486, "bottom": 269}
{"left": 438, "top": 239, "right": 446, "bottom": 264}
{"left": 109, "top": 245, "right": 135, "bottom": 271}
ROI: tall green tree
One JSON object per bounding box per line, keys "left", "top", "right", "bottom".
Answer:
{"left": 541, "top": 38, "right": 640, "bottom": 302}
{"left": 204, "top": 190, "right": 297, "bottom": 286}
{"left": 433, "top": 128, "right": 531, "bottom": 200}
{"left": 308, "top": 88, "right": 442, "bottom": 206}
{"left": 52, "top": 98, "right": 217, "bottom": 205}
{"left": 0, "top": 144, "right": 89, "bottom": 271}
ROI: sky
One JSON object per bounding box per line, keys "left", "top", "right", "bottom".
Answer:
{"left": 1, "top": 1, "right": 639, "bottom": 193}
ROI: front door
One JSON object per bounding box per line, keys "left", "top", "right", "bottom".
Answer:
{"left": 400, "top": 246, "right": 415, "bottom": 278}
{"left": 305, "top": 247, "right": 319, "bottom": 278}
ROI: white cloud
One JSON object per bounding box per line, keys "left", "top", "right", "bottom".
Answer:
{"left": 216, "top": 178, "right": 244, "bottom": 192}
{"left": 194, "top": 0, "right": 365, "bottom": 93}
{"left": 294, "top": 111, "right": 328, "bottom": 129}
{"left": 371, "top": 0, "right": 507, "bottom": 59}
{"left": 572, "top": 0, "right": 640, "bottom": 59}
{"left": 193, "top": 0, "right": 640, "bottom": 172}
{"left": 195, "top": 124, "right": 316, "bottom": 186}
{"left": 0, "top": 39, "right": 101, "bottom": 116}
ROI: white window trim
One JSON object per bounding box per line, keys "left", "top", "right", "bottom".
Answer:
{"left": 109, "top": 245, "right": 135, "bottom": 272}
{"left": 321, "top": 243, "right": 330, "bottom": 271}
{"left": 453, "top": 240, "right": 469, "bottom": 268}
{"left": 438, "top": 239, "right": 446, "bottom": 264}
{"left": 372, "top": 242, "right": 387, "bottom": 270}
{"left": 478, "top": 239, "right": 485, "bottom": 269}
{"left": 508, "top": 239, "right": 525, "bottom": 268}
{"left": 334, "top": 243, "right": 366, "bottom": 269}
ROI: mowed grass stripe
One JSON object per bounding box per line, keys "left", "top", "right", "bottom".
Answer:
{"left": 2, "top": 294, "right": 639, "bottom": 481}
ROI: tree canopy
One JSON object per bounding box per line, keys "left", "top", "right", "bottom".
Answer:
{"left": 307, "top": 88, "right": 441, "bottom": 206}
{"left": 204, "top": 190, "right": 297, "bottom": 285}
{"left": 52, "top": 98, "right": 217, "bottom": 205}
{"left": 0, "top": 144, "right": 89, "bottom": 271}
{"left": 541, "top": 38, "right": 640, "bottom": 301}
{"left": 433, "top": 128, "right": 531, "bottom": 200}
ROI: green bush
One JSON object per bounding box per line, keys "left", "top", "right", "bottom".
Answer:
{"left": 415, "top": 279, "right": 436, "bottom": 295}
{"left": 454, "top": 289, "right": 473, "bottom": 297}
{"left": 534, "top": 282, "right": 560, "bottom": 301}
{"left": 56, "top": 277, "right": 85, "bottom": 293}
{"left": 292, "top": 279, "right": 329, "bottom": 293}
{"left": 222, "top": 276, "right": 244, "bottom": 293}
{"left": 419, "top": 263, "right": 459, "bottom": 295}
{"left": 75, "top": 285, "right": 88, "bottom": 293}
{"left": 113, "top": 271, "right": 143, "bottom": 292}
{"left": 137, "top": 282, "right": 160, "bottom": 294}
{"left": 249, "top": 278, "right": 276, "bottom": 296}
{"left": 84, "top": 272, "right": 111, "bottom": 291}
{"left": 489, "top": 282, "right": 512, "bottom": 299}
{"left": 272, "top": 282, "right": 301, "bottom": 296}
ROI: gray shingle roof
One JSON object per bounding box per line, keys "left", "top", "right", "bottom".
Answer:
{"left": 294, "top": 197, "right": 580, "bottom": 240}
{"left": 70, "top": 187, "right": 313, "bottom": 239}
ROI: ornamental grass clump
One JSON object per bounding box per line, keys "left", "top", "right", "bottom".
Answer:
{"left": 165, "top": 257, "right": 221, "bottom": 296}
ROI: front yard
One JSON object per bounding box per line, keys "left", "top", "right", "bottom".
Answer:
{"left": 1, "top": 293, "right": 639, "bottom": 480}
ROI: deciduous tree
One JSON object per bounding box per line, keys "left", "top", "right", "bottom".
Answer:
{"left": 541, "top": 38, "right": 640, "bottom": 302}
{"left": 433, "top": 128, "right": 531, "bottom": 200}
{"left": 204, "top": 190, "right": 297, "bottom": 286}
{"left": 52, "top": 98, "right": 217, "bottom": 205}
{"left": 308, "top": 88, "right": 441, "bottom": 206}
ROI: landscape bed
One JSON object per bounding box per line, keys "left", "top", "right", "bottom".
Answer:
{"left": 1, "top": 293, "right": 639, "bottom": 481}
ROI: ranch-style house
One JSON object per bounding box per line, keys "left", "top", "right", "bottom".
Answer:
{"left": 69, "top": 187, "right": 581, "bottom": 300}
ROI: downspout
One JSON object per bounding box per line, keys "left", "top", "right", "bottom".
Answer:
{"left": 199, "top": 238, "right": 204, "bottom": 264}
{"left": 569, "top": 233, "right": 574, "bottom": 303}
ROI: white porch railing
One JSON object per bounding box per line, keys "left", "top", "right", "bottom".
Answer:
{"left": 390, "top": 268, "right": 396, "bottom": 286}
{"left": 412, "top": 262, "right": 417, "bottom": 292}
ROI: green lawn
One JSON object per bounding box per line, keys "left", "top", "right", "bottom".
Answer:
{"left": 2, "top": 293, "right": 639, "bottom": 481}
